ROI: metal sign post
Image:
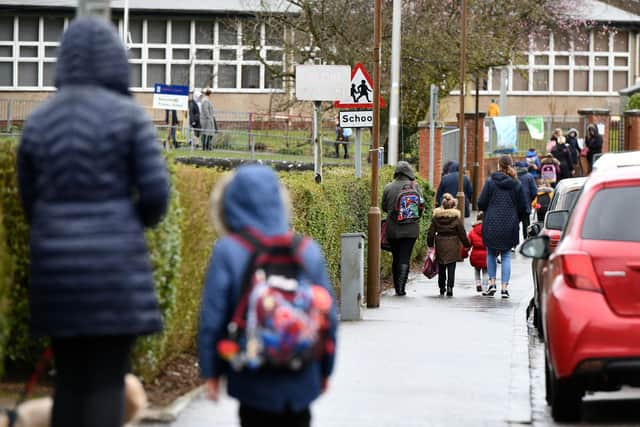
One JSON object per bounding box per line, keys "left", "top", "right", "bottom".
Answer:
{"left": 355, "top": 128, "right": 362, "bottom": 178}
{"left": 313, "top": 101, "right": 322, "bottom": 182}
{"left": 429, "top": 84, "right": 439, "bottom": 185}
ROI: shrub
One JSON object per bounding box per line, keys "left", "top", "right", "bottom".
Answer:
{"left": 0, "top": 201, "right": 9, "bottom": 378}
{"left": 626, "top": 93, "right": 640, "bottom": 111}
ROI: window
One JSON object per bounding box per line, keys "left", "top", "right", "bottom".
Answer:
{"left": 582, "top": 187, "right": 640, "bottom": 242}
{"left": 482, "top": 28, "right": 630, "bottom": 95}
{"left": 147, "top": 20, "right": 166, "bottom": 44}
{"left": 3, "top": 15, "right": 284, "bottom": 91}
{"left": 171, "top": 21, "right": 190, "bottom": 44}
{"left": 44, "top": 17, "right": 64, "bottom": 42}
{"left": 218, "top": 65, "right": 236, "bottom": 88}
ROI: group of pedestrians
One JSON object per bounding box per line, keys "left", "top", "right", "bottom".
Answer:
{"left": 17, "top": 17, "right": 336, "bottom": 427}
{"left": 383, "top": 155, "right": 534, "bottom": 299}
{"left": 186, "top": 88, "right": 217, "bottom": 150}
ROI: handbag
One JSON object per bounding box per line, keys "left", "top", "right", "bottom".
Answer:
{"left": 381, "top": 219, "right": 392, "bottom": 252}
{"left": 580, "top": 146, "right": 589, "bottom": 157}
{"left": 460, "top": 245, "right": 469, "bottom": 259}
{"left": 422, "top": 247, "right": 439, "bottom": 279}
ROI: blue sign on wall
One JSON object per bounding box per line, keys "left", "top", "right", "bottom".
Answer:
{"left": 154, "top": 84, "right": 189, "bottom": 96}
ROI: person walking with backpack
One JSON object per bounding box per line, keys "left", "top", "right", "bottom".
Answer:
{"left": 515, "top": 161, "right": 537, "bottom": 241}
{"left": 382, "top": 161, "right": 424, "bottom": 296}
{"left": 17, "top": 18, "right": 170, "bottom": 427}
{"left": 477, "top": 155, "right": 528, "bottom": 299}
{"left": 198, "top": 165, "right": 337, "bottom": 427}
{"left": 540, "top": 153, "right": 560, "bottom": 187}
{"left": 467, "top": 212, "right": 488, "bottom": 293}
{"left": 426, "top": 193, "right": 471, "bottom": 297}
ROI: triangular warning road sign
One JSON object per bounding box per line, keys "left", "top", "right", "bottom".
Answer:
{"left": 334, "top": 63, "right": 385, "bottom": 109}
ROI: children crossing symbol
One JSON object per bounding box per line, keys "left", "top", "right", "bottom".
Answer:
{"left": 335, "top": 63, "right": 385, "bottom": 109}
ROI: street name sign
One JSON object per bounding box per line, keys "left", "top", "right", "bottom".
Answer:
{"left": 334, "top": 63, "right": 385, "bottom": 109}
{"left": 295, "top": 65, "right": 350, "bottom": 101}
{"left": 152, "top": 84, "right": 189, "bottom": 111}
{"left": 339, "top": 110, "right": 373, "bottom": 128}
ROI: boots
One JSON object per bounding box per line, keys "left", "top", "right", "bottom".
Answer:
{"left": 398, "top": 264, "right": 410, "bottom": 296}
{"left": 393, "top": 264, "right": 401, "bottom": 295}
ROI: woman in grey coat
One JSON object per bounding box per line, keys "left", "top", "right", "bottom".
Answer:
{"left": 17, "top": 17, "right": 169, "bottom": 427}
{"left": 200, "top": 88, "right": 217, "bottom": 150}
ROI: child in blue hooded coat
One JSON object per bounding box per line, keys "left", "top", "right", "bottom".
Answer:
{"left": 198, "top": 165, "right": 338, "bottom": 427}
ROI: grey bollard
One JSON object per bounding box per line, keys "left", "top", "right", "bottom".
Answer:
{"left": 340, "top": 232, "right": 365, "bottom": 321}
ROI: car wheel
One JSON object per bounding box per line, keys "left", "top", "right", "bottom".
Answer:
{"left": 546, "top": 354, "right": 582, "bottom": 422}
{"left": 534, "top": 307, "right": 544, "bottom": 339}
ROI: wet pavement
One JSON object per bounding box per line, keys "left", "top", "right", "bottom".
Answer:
{"left": 140, "top": 219, "right": 640, "bottom": 426}
{"left": 143, "top": 242, "right": 534, "bottom": 426}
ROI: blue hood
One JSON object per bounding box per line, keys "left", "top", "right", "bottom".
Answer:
{"left": 223, "top": 165, "right": 289, "bottom": 235}
{"left": 55, "top": 17, "right": 130, "bottom": 95}
{"left": 447, "top": 161, "right": 459, "bottom": 173}
{"left": 526, "top": 150, "right": 537, "bottom": 157}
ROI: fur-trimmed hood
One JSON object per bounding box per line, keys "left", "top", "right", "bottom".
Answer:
{"left": 210, "top": 165, "right": 291, "bottom": 236}
{"left": 433, "top": 207, "right": 461, "bottom": 218}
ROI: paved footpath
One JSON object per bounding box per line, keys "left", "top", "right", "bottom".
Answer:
{"left": 146, "top": 244, "right": 535, "bottom": 427}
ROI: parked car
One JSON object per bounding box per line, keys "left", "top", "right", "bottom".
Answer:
{"left": 521, "top": 166, "right": 640, "bottom": 422}
{"left": 591, "top": 150, "right": 640, "bottom": 174}
{"left": 529, "top": 177, "right": 587, "bottom": 337}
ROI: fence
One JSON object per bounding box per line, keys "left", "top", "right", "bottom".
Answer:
{"left": 441, "top": 128, "right": 460, "bottom": 168}
{"left": 484, "top": 116, "right": 582, "bottom": 155}
{"left": 609, "top": 117, "right": 624, "bottom": 153}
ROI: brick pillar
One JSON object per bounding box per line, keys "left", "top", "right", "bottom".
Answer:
{"left": 624, "top": 110, "right": 640, "bottom": 151}
{"left": 418, "top": 121, "right": 443, "bottom": 190}
{"left": 578, "top": 108, "right": 610, "bottom": 153}
{"left": 456, "top": 112, "right": 486, "bottom": 208}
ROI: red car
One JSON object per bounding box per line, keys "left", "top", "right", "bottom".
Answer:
{"left": 521, "top": 166, "right": 640, "bottom": 422}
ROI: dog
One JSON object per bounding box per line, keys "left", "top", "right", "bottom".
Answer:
{"left": 0, "top": 374, "right": 147, "bottom": 427}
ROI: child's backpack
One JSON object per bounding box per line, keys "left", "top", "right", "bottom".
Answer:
{"left": 534, "top": 188, "right": 554, "bottom": 222}
{"left": 540, "top": 163, "right": 557, "bottom": 183}
{"left": 394, "top": 183, "right": 423, "bottom": 224}
{"left": 217, "top": 231, "right": 333, "bottom": 372}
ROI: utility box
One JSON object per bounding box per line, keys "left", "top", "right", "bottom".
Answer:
{"left": 340, "top": 233, "right": 365, "bottom": 321}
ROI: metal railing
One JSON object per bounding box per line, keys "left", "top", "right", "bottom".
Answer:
{"left": 441, "top": 128, "right": 460, "bottom": 167}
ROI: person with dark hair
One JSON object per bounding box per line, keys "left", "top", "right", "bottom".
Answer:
{"left": 515, "top": 161, "right": 537, "bottom": 241}
{"left": 17, "top": 17, "right": 170, "bottom": 427}
{"left": 565, "top": 128, "right": 580, "bottom": 173}
{"left": 477, "top": 155, "right": 528, "bottom": 299}
{"left": 436, "top": 161, "right": 473, "bottom": 217}
{"left": 382, "top": 161, "right": 424, "bottom": 296}
{"left": 585, "top": 123, "right": 603, "bottom": 172}
{"left": 427, "top": 193, "right": 470, "bottom": 297}
{"left": 188, "top": 90, "right": 201, "bottom": 146}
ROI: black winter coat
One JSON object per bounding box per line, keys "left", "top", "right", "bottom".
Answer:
{"left": 17, "top": 18, "right": 170, "bottom": 338}
{"left": 477, "top": 172, "right": 528, "bottom": 251}
{"left": 551, "top": 143, "right": 573, "bottom": 180}
{"left": 189, "top": 99, "right": 201, "bottom": 136}
{"left": 436, "top": 162, "right": 473, "bottom": 218}
{"left": 516, "top": 168, "right": 537, "bottom": 214}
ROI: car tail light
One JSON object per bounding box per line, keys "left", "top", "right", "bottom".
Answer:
{"left": 547, "top": 230, "right": 561, "bottom": 249}
{"left": 557, "top": 252, "right": 601, "bottom": 292}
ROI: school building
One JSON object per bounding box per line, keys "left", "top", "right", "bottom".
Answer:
{"left": 441, "top": 0, "right": 640, "bottom": 121}
{"left": 0, "top": 0, "right": 291, "bottom": 114}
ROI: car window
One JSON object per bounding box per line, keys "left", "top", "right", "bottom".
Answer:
{"left": 560, "top": 189, "right": 581, "bottom": 211}
{"left": 582, "top": 186, "right": 640, "bottom": 242}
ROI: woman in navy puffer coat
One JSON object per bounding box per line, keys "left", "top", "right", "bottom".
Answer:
{"left": 477, "top": 156, "right": 527, "bottom": 299}
{"left": 198, "top": 165, "right": 337, "bottom": 427}
{"left": 17, "top": 17, "right": 169, "bottom": 427}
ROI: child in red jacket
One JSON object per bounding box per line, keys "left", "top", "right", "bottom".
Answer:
{"left": 468, "top": 212, "right": 488, "bottom": 292}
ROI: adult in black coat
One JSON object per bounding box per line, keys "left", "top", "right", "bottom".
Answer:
{"left": 565, "top": 128, "right": 580, "bottom": 169}
{"left": 188, "top": 91, "right": 201, "bottom": 137}
{"left": 436, "top": 161, "right": 473, "bottom": 217}
{"left": 515, "top": 162, "right": 537, "bottom": 240}
{"left": 585, "top": 123, "right": 603, "bottom": 172}
{"left": 17, "top": 17, "right": 169, "bottom": 427}
{"left": 551, "top": 136, "right": 574, "bottom": 181}
{"left": 477, "top": 156, "right": 528, "bottom": 298}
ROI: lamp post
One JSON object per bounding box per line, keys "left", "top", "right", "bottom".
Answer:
{"left": 367, "top": 0, "right": 382, "bottom": 308}
{"left": 456, "top": 0, "right": 467, "bottom": 215}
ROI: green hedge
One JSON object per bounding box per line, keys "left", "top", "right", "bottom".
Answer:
{"left": 0, "top": 200, "right": 9, "bottom": 378}
{"left": 0, "top": 142, "right": 433, "bottom": 379}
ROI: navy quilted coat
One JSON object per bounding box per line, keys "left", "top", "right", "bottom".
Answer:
{"left": 17, "top": 18, "right": 170, "bottom": 338}
{"left": 477, "top": 172, "right": 528, "bottom": 252}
